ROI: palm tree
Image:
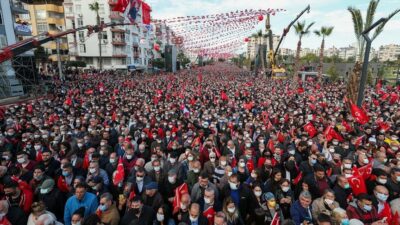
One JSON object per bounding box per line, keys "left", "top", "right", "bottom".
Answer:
{"left": 89, "top": 1, "right": 102, "bottom": 70}
{"left": 314, "top": 26, "right": 334, "bottom": 82}
{"left": 347, "top": 0, "right": 399, "bottom": 102}
{"left": 256, "top": 29, "right": 266, "bottom": 71}
{"left": 293, "top": 20, "right": 315, "bottom": 81}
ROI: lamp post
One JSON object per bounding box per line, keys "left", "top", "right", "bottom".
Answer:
{"left": 357, "top": 17, "right": 387, "bottom": 107}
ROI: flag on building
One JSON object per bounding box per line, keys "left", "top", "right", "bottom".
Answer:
{"left": 128, "top": 0, "right": 141, "bottom": 23}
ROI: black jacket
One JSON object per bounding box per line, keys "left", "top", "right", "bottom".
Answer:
{"left": 120, "top": 205, "right": 155, "bottom": 225}
{"left": 181, "top": 214, "right": 208, "bottom": 225}
{"left": 333, "top": 184, "right": 352, "bottom": 209}
{"left": 221, "top": 183, "right": 256, "bottom": 220}
{"left": 37, "top": 187, "right": 66, "bottom": 221}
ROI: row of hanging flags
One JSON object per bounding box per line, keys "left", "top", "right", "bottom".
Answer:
{"left": 112, "top": 0, "right": 152, "bottom": 24}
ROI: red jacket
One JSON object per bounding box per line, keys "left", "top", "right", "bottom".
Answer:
{"left": 346, "top": 203, "right": 378, "bottom": 225}
{"left": 377, "top": 202, "right": 392, "bottom": 223}
{"left": 6, "top": 187, "right": 33, "bottom": 214}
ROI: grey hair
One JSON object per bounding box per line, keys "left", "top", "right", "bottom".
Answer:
{"left": 299, "top": 191, "right": 312, "bottom": 200}
{"left": 37, "top": 213, "right": 55, "bottom": 225}
{"left": 100, "top": 192, "right": 113, "bottom": 202}
{"left": 205, "top": 187, "right": 215, "bottom": 195}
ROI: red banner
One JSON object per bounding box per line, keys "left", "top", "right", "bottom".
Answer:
{"left": 141, "top": 1, "right": 151, "bottom": 25}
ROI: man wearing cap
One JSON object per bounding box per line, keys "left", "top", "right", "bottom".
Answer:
{"left": 37, "top": 178, "right": 65, "bottom": 220}
{"left": 143, "top": 181, "right": 164, "bottom": 212}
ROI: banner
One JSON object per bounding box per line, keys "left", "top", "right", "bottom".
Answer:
{"left": 142, "top": 1, "right": 152, "bottom": 25}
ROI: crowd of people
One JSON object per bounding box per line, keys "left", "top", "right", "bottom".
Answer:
{"left": 0, "top": 62, "right": 399, "bottom": 225}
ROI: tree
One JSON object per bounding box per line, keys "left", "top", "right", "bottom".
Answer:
{"left": 152, "top": 58, "right": 165, "bottom": 69}
{"left": 346, "top": 56, "right": 356, "bottom": 63}
{"left": 347, "top": 0, "right": 399, "bottom": 102}
{"left": 300, "top": 53, "right": 319, "bottom": 64}
{"left": 177, "top": 52, "right": 191, "bottom": 66}
{"left": 293, "top": 20, "right": 315, "bottom": 81}
{"left": 314, "top": 26, "right": 334, "bottom": 82}
{"left": 89, "top": 1, "right": 102, "bottom": 70}
{"left": 327, "top": 65, "right": 339, "bottom": 82}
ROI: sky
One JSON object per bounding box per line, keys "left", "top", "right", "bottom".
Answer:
{"left": 146, "top": 0, "right": 400, "bottom": 53}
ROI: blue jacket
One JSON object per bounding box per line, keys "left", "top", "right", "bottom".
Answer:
{"left": 64, "top": 192, "right": 98, "bottom": 225}
{"left": 290, "top": 200, "right": 313, "bottom": 225}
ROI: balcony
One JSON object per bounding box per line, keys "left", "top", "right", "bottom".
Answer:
{"left": 47, "top": 17, "right": 65, "bottom": 25}
{"left": 111, "top": 28, "right": 125, "bottom": 33}
{"left": 109, "top": 12, "right": 124, "bottom": 20}
{"left": 65, "top": 12, "right": 75, "bottom": 19}
{"left": 14, "top": 23, "right": 32, "bottom": 36}
{"left": 112, "top": 39, "right": 126, "bottom": 46}
{"left": 132, "top": 42, "right": 139, "bottom": 47}
{"left": 133, "top": 52, "right": 140, "bottom": 58}
{"left": 11, "top": 1, "right": 29, "bottom": 14}
{"left": 112, "top": 53, "right": 127, "bottom": 58}
{"left": 46, "top": 4, "right": 64, "bottom": 13}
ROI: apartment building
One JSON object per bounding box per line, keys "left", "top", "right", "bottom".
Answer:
{"left": 64, "top": 0, "right": 153, "bottom": 70}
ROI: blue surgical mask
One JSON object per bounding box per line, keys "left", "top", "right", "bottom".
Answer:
{"left": 376, "top": 193, "right": 388, "bottom": 202}
{"left": 341, "top": 218, "right": 350, "bottom": 225}
{"left": 363, "top": 204, "right": 372, "bottom": 212}
{"left": 344, "top": 183, "right": 350, "bottom": 189}
{"left": 99, "top": 204, "right": 108, "bottom": 212}
{"left": 62, "top": 171, "right": 70, "bottom": 177}
{"left": 311, "top": 159, "right": 317, "bottom": 165}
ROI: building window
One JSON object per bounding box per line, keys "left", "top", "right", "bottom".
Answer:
{"left": 66, "top": 6, "right": 73, "bottom": 13}
{"left": 100, "top": 17, "right": 105, "bottom": 24}
{"left": 79, "top": 44, "right": 86, "bottom": 53}
{"left": 36, "top": 10, "right": 47, "bottom": 20}
{"left": 75, "top": 5, "right": 82, "bottom": 14}
{"left": 126, "top": 57, "right": 131, "bottom": 65}
{"left": 99, "top": 4, "right": 105, "bottom": 15}
{"left": 77, "top": 18, "right": 83, "bottom": 27}
{"left": 78, "top": 31, "right": 85, "bottom": 42}
{"left": 0, "top": 11, "right": 3, "bottom": 25}
{"left": 0, "top": 35, "right": 7, "bottom": 48}
{"left": 37, "top": 23, "right": 48, "bottom": 33}
{"left": 101, "top": 31, "right": 108, "bottom": 41}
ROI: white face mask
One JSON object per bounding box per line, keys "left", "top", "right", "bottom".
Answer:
{"left": 324, "top": 198, "right": 334, "bottom": 205}
{"left": 227, "top": 207, "right": 236, "bottom": 213}
{"left": 126, "top": 154, "right": 133, "bottom": 160}
{"left": 169, "top": 158, "right": 176, "bottom": 164}
{"left": 188, "top": 156, "right": 194, "bottom": 161}
{"left": 89, "top": 168, "right": 96, "bottom": 174}
{"left": 154, "top": 166, "right": 160, "bottom": 172}
{"left": 156, "top": 213, "right": 164, "bottom": 222}
{"left": 282, "top": 187, "right": 290, "bottom": 192}
{"left": 229, "top": 181, "right": 238, "bottom": 190}
{"left": 254, "top": 191, "right": 262, "bottom": 197}
{"left": 17, "top": 157, "right": 26, "bottom": 164}
{"left": 227, "top": 172, "right": 232, "bottom": 177}
{"left": 168, "top": 176, "right": 176, "bottom": 184}
{"left": 190, "top": 216, "right": 198, "bottom": 222}
{"left": 180, "top": 203, "right": 187, "bottom": 210}
{"left": 363, "top": 158, "right": 369, "bottom": 164}
{"left": 193, "top": 169, "right": 200, "bottom": 173}
{"left": 204, "top": 197, "right": 211, "bottom": 204}
{"left": 239, "top": 162, "right": 245, "bottom": 168}
{"left": 377, "top": 178, "right": 387, "bottom": 184}
{"left": 109, "top": 158, "right": 116, "bottom": 164}
{"left": 34, "top": 145, "right": 41, "bottom": 150}
{"left": 343, "top": 163, "right": 352, "bottom": 169}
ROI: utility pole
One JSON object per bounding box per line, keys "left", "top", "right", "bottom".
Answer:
{"left": 56, "top": 38, "right": 63, "bottom": 81}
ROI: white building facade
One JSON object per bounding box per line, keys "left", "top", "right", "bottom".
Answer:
{"left": 63, "top": 0, "right": 153, "bottom": 70}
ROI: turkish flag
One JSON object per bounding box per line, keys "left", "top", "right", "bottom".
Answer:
{"left": 372, "top": 98, "right": 379, "bottom": 106}
{"left": 377, "top": 121, "right": 390, "bottom": 133}
{"left": 304, "top": 122, "right": 317, "bottom": 138}
{"left": 324, "top": 126, "right": 344, "bottom": 142}
{"left": 83, "top": 153, "right": 90, "bottom": 170}
{"left": 348, "top": 174, "right": 367, "bottom": 196}
{"left": 297, "top": 87, "right": 304, "bottom": 94}
{"left": 393, "top": 211, "right": 400, "bottom": 225}
{"left": 350, "top": 103, "right": 369, "bottom": 125}
{"left": 220, "top": 91, "right": 228, "bottom": 101}
{"left": 112, "top": 111, "right": 117, "bottom": 121}
{"left": 267, "top": 139, "right": 275, "bottom": 153}
{"left": 271, "top": 212, "right": 280, "bottom": 225}
{"left": 246, "top": 159, "right": 254, "bottom": 173}
{"left": 113, "top": 157, "right": 125, "bottom": 186}
{"left": 64, "top": 97, "right": 72, "bottom": 106}
{"left": 390, "top": 92, "right": 399, "bottom": 105}
{"left": 357, "top": 163, "right": 373, "bottom": 180}
{"left": 173, "top": 183, "right": 189, "bottom": 214}
{"left": 113, "top": 0, "right": 129, "bottom": 13}
{"left": 277, "top": 132, "right": 285, "bottom": 143}
{"left": 203, "top": 207, "right": 216, "bottom": 225}
{"left": 355, "top": 136, "right": 364, "bottom": 147}
{"left": 342, "top": 120, "right": 353, "bottom": 132}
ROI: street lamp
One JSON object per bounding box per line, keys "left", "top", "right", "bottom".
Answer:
{"left": 357, "top": 17, "right": 387, "bottom": 107}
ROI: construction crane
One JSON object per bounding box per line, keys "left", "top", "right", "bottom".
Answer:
{"left": 267, "top": 5, "right": 310, "bottom": 79}
{"left": 0, "top": 22, "right": 131, "bottom": 64}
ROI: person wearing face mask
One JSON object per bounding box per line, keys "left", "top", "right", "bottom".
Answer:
{"left": 29, "top": 166, "right": 50, "bottom": 193}
{"left": 161, "top": 169, "right": 183, "bottom": 205}
{"left": 261, "top": 192, "right": 284, "bottom": 225}
{"left": 86, "top": 161, "right": 110, "bottom": 186}
{"left": 366, "top": 169, "right": 388, "bottom": 195}
{"left": 191, "top": 172, "right": 219, "bottom": 203}
{"left": 300, "top": 153, "right": 318, "bottom": 178}
{"left": 148, "top": 159, "right": 165, "bottom": 185}
{"left": 199, "top": 187, "right": 222, "bottom": 225}
{"left": 222, "top": 197, "right": 244, "bottom": 225}
{"left": 142, "top": 182, "right": 164, "bottom": 212}
{"left": 386, "top": 167, "right": 400, "bottom": 201}
{"left": 304, "top": 165, "right": 332, "bottom": 199}
{"left": 275, "top": 179, "right": 294, "bottom": 219}
{"left": 213, "top": 156, "right": 228, "bottom": 184}
{"left": 16, "top": 151, "right": 37, "bottom": 182}
{"left": 153, "top": 205, "right": 175, "bottom": 225}
{"left": 182, "top": 203, "right": 208, "bottom": 225}
{"left": 105, "top": 152, "right": 118, "bottom": 179}
{"left": 3, "top": 180, "right": 33, "bottom": 214}
{"left": 37, "top": 179, "right": 65, "bottom": 221}
{"left": 311, "top": 189, "right": 339, "bottom": 219}
{"left": 234, "top": 157, "right": 249, "bottom": 183}
{"left": 120, "top": 196, "right": 155, "bottom": 225}
{"left": 346, "top": 194, "right": 379, "bottom": 225}
{"left": 173, "top": 193, "right": 191, "bottom": 223}
{"left": 203, "top": 152, "right": 219, "bottom": 179}
{"left": 332, "top": 175, "right": 353, "bottom": 210}
{"left": 221, "top": 174, "right": 254, "bottom": 223}
{"left": 163, "top": 152, "right": 184, "bottom": 181}
{"left": 97, "top": 193, "right": 120, "bottom": 225}
{"left": 371, "top": 185, "right": 392, "bottom": 223}
{"left": 185, "top": 160, "right": 202, "bottom": 189}
{"left": 128, "top": 168, "right": 151, "bottom": 196}
{"left": 70, "top": 210, "right": 84, "bottom": 225}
